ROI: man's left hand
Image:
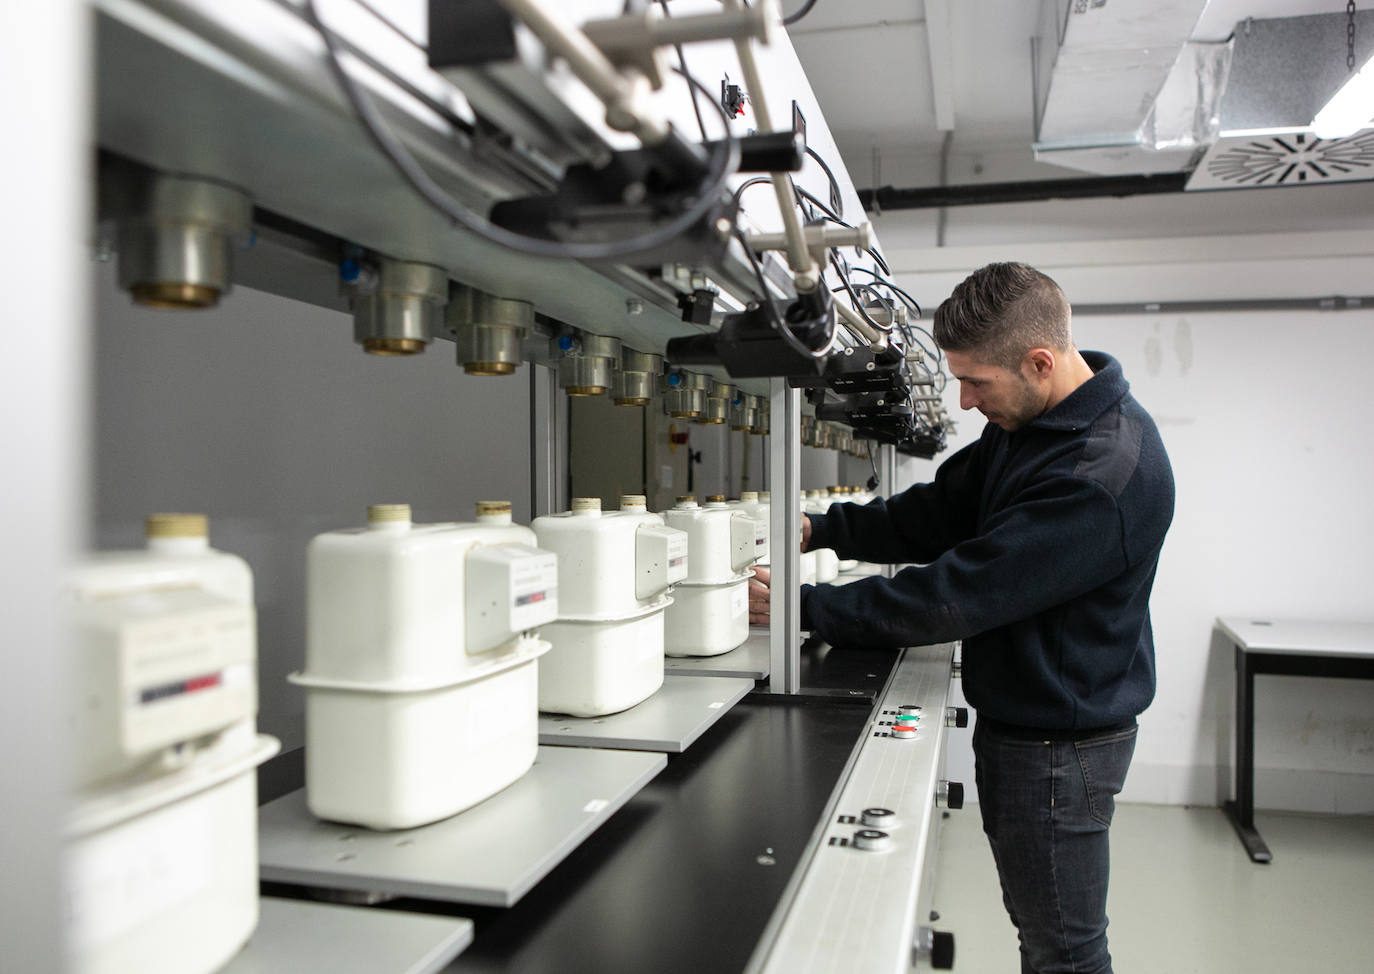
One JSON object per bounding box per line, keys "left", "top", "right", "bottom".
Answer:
{"left": 748, "top": 566, "right": 770, "bottom": 626}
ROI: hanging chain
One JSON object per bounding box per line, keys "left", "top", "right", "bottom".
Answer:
{"left": 1349, "top": 1, "right": 1358, "bottom": 71}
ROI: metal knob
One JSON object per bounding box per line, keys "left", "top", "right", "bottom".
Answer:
{"left": 860, "top": 807, "right": 895, "bottom": 828}
{"left": 853, "top": 829, "right": 890, "bottom": 852}
{"left": 914, "top": 926, "right": 956, "bottom": 969}
{"left": 945, "top": 707, "right": 968, "bottom": 728}
{"left": 936, "top": 781, "right": 964, "bottom": 810}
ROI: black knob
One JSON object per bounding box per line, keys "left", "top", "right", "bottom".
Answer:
{"left": 937, "top": 780, "right": 965, "bottom": 809}
{"left": 932, "top": 930, "right": 955, "bottom": 969}
{"left": 945, "top": 706, "right": 968, "bottom": 728}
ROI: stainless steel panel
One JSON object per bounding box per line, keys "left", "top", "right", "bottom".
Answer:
{"left": 664, "top": 629, "right": 770, "bottom": 680}
{"left": 751, "top": 644, "right": 957, "bottom": 974}
{"left": 224, "top": 898, "right": 473, "bottom": 974}
{"left": 539, "top": 674, "right": 752, "bottom": 751}
{"left": 258, "top": 746, "right": 666, "bottom": 906}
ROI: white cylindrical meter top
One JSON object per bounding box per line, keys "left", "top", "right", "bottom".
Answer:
{"left": 144, "top": 512, "right": 211, "bottom": 555}
{"left": 619, "top": 495, "right": 648, "bottom": 511}
{"left": 571, "top": 497, "right": 602, "bottom": 517}
{"left": 367, "top": 503, "right": 412, "bottom": 530}
{"left": 475, "top": 500, "right": 513, "bottom": 525}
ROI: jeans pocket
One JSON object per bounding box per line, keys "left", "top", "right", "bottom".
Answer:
{"left": 1074, "top": 725, "right": 1138, "bottom": 827}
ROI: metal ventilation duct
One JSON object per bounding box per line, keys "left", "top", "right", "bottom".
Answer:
{"left": 1187, "top": 130, "right": 1374, "bottom": 189}
{"left": 1033, "top": 5, "right": 1374, "bottom": 187}
{"left": 1031, "top": 0, "right": 1212, "bottom": 175}
{"left": 1186, "top": 11, "right": 1374, "bottom": 191}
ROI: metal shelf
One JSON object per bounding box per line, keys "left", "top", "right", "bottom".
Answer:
{"left": 665, "top": 630, "right": 772, "bottom": 680}
{"left": 539, "top": 674, "right": 753, "bottom": 752}
{"left": 223, "top": 898, "right": 473, "bottom": 974}
{"left": 258, "top": 746, "right": 665, "bottom": 907}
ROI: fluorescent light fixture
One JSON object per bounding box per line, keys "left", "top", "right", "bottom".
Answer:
{"left": 1312, "top": 51, "right": 1374, "bottom": 139}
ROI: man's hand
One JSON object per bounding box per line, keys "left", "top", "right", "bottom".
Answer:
{"left": 748, "top": 566, "right": 770, "bottom": 626}
{"left": 801, "top": 514, "right": 812, "bottom": 552}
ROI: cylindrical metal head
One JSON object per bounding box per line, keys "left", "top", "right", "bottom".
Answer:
{"left": 449, "top": 287, "right": 533, "bottom": 375}
{"left": 354, "top": 261, "right": 448, "bottom": 356}
{"left": 115, "top": 174, "right": 253, "bottom": 310}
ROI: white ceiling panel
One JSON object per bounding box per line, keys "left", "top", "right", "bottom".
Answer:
{"left": 788, "top": 22, "right": 937, "bottom": 144}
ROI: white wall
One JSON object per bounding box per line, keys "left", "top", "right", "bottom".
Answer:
{"left": 2, "top": 2, "right": 87, "bottom": 967}
{"left": 875, "top": 194, "right": 1374, "bottom": 813}
{"left": 92, "top": 264, "right": 533, "bottom": 751}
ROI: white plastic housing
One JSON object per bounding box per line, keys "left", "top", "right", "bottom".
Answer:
{"left": 64, "top": 724, "right": 278, "bottom": 974}
{"left": 732, "top": 497, "right": 771, "bottom": 564}
{"left": 801, "top": 494, "right": 841, "bottom": 583}
{"left": 466, "top": 544, "right": 559, "bottom": 655}
{"left": 296, "top": 514, "right": 556, "bottom": 829}
{"left": 67, "top": 539, "right": 258, "bottom": 789}
{"left": 814, "top": 548, "right": 840, "bottom": 583}
{"left": 663, "top": 503, "right": 758, "bottom": 584}
{"left": 664, "top": 578, "right": 750, "bottom": 657}
{"left": 303, "top": 519, "right": 558, "bottom": 687}
{"left": 531, "top": 506, "right": 686, "bottom": 716}
{"left": 538, "top": 609, "right": 666, "bottom": 716}
{"left": 301, "top": 657, "right": 541, "bottom": 830}
{"left": 532, "top": 508, "right": 685, "bottom": 618}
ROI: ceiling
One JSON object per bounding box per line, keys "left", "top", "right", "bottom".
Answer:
{"left": 782, "top": 0, "right": 1361, "bottom": 187}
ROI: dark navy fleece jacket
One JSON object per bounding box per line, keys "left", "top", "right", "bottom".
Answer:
{"left": 801, "top": 351, "right": 1174, "bottom": 731}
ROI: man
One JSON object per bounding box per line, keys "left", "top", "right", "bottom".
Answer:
{"left": 748, "top": 262, "right": 1174, "bottom": 974}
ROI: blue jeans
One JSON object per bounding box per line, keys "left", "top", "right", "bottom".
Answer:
{"left": 973, "top": 719, "right": 1138, "bottom": 974}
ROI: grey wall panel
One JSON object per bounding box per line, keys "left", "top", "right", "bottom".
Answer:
{"left": 91, "top": 263, "right": 532, "bottom": 749}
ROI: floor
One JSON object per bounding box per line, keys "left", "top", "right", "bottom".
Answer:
{"left": 932, "top": 803, "right": 1374, "bottom": 973}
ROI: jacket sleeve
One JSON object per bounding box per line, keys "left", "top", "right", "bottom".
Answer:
{"left": 808, "top": 438, "right": 985, "bottom": 564}
{"left": 801, "top": 473, "right": 1128, "bottom": 649}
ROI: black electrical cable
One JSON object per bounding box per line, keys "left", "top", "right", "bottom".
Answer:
{"left": 783, "top": 0, "right": 821, "bottom": 27}
{"left": 303, "top": 0, "right": 740, "bottom": 262}
{"left": 844, "top": 267, "right": 941, "bottom": 368}
{"left": 732, "top": 175, "right": 773, "bottom": 206}
{"left": 850, "top": 268, "right": 920, "bottom": 317}
{"left": 734, "top": 226, "right": 834, "bottom": 360}
{"left": 829, "top": 252, "right": 893, "bottom": 333}
{"left": 804, "top": 144, "right": 842, "bottom": 219}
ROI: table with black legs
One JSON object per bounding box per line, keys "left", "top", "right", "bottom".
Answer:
{"left": 1215, "top": 617, "right": 1374, "bottom": 863}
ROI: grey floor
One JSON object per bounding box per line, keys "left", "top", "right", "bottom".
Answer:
{"left": 933, "top": 803, "right": 1374, "bottom": 973}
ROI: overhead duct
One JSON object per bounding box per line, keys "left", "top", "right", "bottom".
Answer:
{"left": 1034, "top": 5, "right": 1374, "bottom": 185}
{"left": 1187, "top": 11, "right": 1374, "bottom": 191}
{"left": 1031, "top": 0, "right": 1213, "bottom": 175}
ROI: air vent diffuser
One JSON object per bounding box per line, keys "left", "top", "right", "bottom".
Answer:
{"left": 1186, "top": 130, "right": 1374, "bottom": 190}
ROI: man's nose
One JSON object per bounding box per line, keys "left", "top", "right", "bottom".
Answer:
{"left": 959, "top": 384, "right": 978, "bottom": 411}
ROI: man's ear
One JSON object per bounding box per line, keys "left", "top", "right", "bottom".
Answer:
{"left": 1024, "top": 348, "right": 1056, "bottom": 379}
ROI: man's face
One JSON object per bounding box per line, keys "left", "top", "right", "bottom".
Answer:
{"left": 945, "top": 348, "right": 1046, "bottom": 432}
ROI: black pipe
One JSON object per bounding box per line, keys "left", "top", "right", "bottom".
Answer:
{"left": 859, "top": 173, "right": 1191, "bottom": 210}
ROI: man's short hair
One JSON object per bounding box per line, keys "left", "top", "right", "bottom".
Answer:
{"left": 932, "top": 262, "right": 1071, "bottom": 369}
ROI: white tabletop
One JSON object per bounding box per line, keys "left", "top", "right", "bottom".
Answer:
{"left": 1215, "top": 617, "right": 1374, "bottom": 658}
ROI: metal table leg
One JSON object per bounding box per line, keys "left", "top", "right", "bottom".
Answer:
{"left": 1224, "top": 642, "right": 1272, "bottom": 863}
